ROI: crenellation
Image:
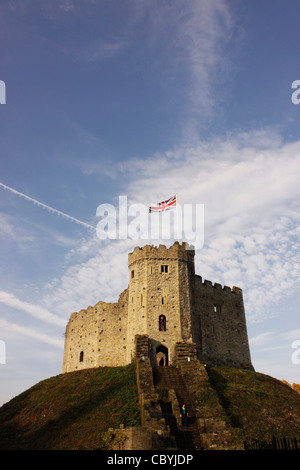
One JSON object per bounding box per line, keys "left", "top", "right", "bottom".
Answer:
{"left": 232, "top": 286, "right": 243, "bottom": 294}
{"left": 62, "top": 241, "right": 253, "bottom": 373}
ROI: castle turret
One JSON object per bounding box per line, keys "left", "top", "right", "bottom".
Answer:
{"left": 126, "top": 242, "right": 195, "bottom": 366}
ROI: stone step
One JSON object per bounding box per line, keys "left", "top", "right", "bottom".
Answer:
{"left": 154, "top": 366, "right": 202, "bottom": 450}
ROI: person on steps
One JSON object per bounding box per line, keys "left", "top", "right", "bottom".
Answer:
{"left": 180, "top": 404, "right": 188, "bottom": 427}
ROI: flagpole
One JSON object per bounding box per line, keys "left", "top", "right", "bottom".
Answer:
{"left": 176, "top": 194, "right": 179, "bottom": 243}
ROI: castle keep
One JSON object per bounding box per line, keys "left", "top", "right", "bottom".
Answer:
{"left": 62, "top": 242, "right": 253, "bottom": 373}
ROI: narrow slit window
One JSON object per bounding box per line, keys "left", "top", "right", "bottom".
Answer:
{"left": 214, "top": 305, "right": 222, "bottom": 313}
{"left": 159, "top": 315, "right": 166, "bottom": 331}
{"left": 79, "top": 351, "right": 84, "bottom": 362}
{"left": 161, "top": 265, "right": 168, "bottom": 273}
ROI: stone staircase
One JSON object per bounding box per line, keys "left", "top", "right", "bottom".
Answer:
{"left": 134, "top": 336, "right": 244, "bottom": 450}
{"left": 154, "top": 366, "right": 203, "bottom": 450}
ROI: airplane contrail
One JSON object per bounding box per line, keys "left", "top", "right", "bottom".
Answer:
{"left": 0, "top": 182, "right": 95, "bottom": 230}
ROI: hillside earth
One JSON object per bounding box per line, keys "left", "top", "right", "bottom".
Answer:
{"left": 0, "top": 363, "right": 299, "bottom": 450}
{"left": 0, "top": 364, "right": 141, "bottom": 450}
{"left": 206, "top": 367, "right": 300, "bottom": 441}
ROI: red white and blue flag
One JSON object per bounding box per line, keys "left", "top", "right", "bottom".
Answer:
{"left": 149, "top": 195, "right": 177, "bottom": 213}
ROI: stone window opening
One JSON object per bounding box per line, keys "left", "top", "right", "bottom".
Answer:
{"left": 79, "top": 351, "right": 84, "bottom": 362}
{"left": 161, "top": 265, "right": 168, "bottom": 273}
{"left": 131, "top": 270, "right": 134, "bottom": 278}
{"left": 159, "top": 315, "right": 166, "bottom": 331}
{"left": 161, "top": 297, "right": 164, "bottom": 305}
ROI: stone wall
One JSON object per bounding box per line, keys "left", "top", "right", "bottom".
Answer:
{"left": 62, "top": 289, "right": 129, "bottom": 373}
{"left": 192, "top": 275, "right": 253, "bottom": 370}
{"left": 62, "top": 242, "right": 254, "bottom": 373}
{"left": 127, "top": 242, "right": 195, "bottom": 366}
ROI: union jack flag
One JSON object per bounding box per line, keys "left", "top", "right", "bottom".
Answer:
{"left": 149, "top": 195, "right": 177, "bottom": 213}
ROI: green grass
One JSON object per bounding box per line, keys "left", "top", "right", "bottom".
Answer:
{"left": 1, "top": 363, "right": 300, "bottom": 449}
{"left": 206, "top": 366, "right": 300, "bottom": 441}
{"left": 0, "top": 364, "right": 141, "bottom": 450}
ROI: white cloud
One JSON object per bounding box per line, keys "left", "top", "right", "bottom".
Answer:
{"left": 81, "top": 39, "right": 128, "bottom": 63}
{"left": 34, "top": 129, "right": 300, "bottom": 329}
{"left": 138, "top": 0, "right": 234, "bottom": 130}
{"left": 0, "top": 212, "right": 36, "bottom": 244}
{"left": 41, "top": 238, "right": 134, "bottom": 315}
{"left": 0, "top": 318, "right": 63, "bottom": 348}
{"left": 250, "top": 329, "right": 300, "bottom": 358}
{"left": 59, "top": 0, "right": 74, "bottom": 12}
{"left": 3, "top": 129, "right": 299, "bottom": 337}
{"left": 0, "top": 291, "right": 65, "bottom": 326}
{"left": 250, "top": 332, "right": 275, "bottom": 347}
{"left": 120, "top": 130, "right": 300, "bottom": 321}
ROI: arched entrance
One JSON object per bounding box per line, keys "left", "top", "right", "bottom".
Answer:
{"left": 156, "top": 345, "right": 168, "bottom": 366}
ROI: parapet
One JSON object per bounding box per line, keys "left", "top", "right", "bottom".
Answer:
{"left": 128, "top": 241, "right": 195, "bottom": 267}
{"left": 196, "top": 275, "right": 243, "bottom": 294}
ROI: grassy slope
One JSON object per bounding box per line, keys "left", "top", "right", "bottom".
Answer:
{"left": 207, "top": 367, "right": 300, "bottom": 441}
{"left": 0, "top": 364, "right": 140, "bottom": 450}
{"left": 0, "top": 364, "right": 300, "bottom": 449}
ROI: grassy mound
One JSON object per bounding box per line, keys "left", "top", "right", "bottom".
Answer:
{"left": 207, "top": 366, "right": 300, "bottom": 441}
{"left": 0, "top": 364, "right": 140, "bottom": 450}
{"left": 1, "top": 363, "right": 299, "bottom": 450}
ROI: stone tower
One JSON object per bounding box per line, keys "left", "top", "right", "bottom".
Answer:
{"left": 126, "top": 242, "right": 195, "bottom": 366}
{"left": 62, "top": 242, "right": 253, "bottom": 373}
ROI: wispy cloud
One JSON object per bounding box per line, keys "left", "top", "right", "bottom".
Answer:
{"left": 250, "top": 329, "right": 300, "bottom": 352}
{"left": 0, "top": 291, "right": 66, "bottom": 327}
{"left": 122, "top": 130, "right": 300, "bottom": 320}
{"left": 131, "top": 0, "right": 235, "bottom": 134}
{"left": 0, "top": 318, "right": 64, "bottom": 348}
{"left": 41, "top": 238, "right": 132, "bottom": 315}
{"left": 175, "top": 0, "right": 234, "bottom": 123}
{"left": 34, "top": 128, "right": 300, "bottom": 326}
{"left": 59, "top": 0, "right": 75, "bottom": 13}
{"left": 250, "top": 332, "right": 275, "bottom": 347}
{"left": 79, "top": 39, "right": 129, "bottom": 63}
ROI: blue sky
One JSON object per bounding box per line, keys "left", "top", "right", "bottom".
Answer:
{"left": 0, "top": 0, "right": 300, "bottom": 405}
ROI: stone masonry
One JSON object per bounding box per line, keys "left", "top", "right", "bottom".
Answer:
{"left": 62, "top": 241, "right": 253, "bottom": 373}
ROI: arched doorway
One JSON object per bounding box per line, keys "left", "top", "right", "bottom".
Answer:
{"left": 156, "top": 345, "right": 168, "bottom": 366}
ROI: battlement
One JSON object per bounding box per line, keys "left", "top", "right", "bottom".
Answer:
{"left": 195, "top": 275, "right": 243, "bottom": 294}
{"left": 128, "top": 241, "right": 195, "bottom": 267}
{"left": 63, "top": 241, "right": 253, "bottom": 374}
